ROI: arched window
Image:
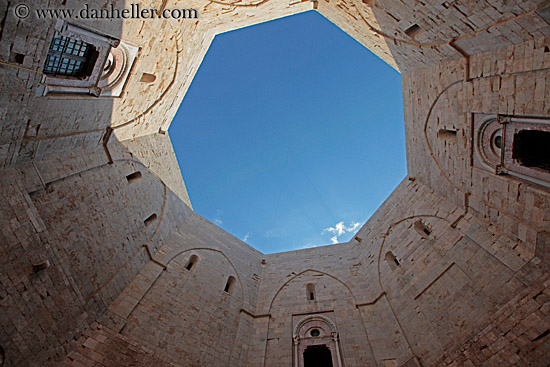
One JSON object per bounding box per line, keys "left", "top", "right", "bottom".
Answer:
{"left": 306, "top": 283, "right": 316, "bottom": 301}
{"left": 224, "top": 276, "right": 236, "bottom": 294}
{"left": 185, "top": 255, "right": 198, "bottom": 271}
{"left": 385, "top": 251, "right": 400, "bottom": 270}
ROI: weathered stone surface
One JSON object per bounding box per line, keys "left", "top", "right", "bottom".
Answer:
{"left": 0, "top": 0, "right": 549, "bottom": 366}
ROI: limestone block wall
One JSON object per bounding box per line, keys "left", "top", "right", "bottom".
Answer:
{"left": 3, "top": 0, "right": 550, "bottom": 163}
{"left": 317, "top": 0, "right": 550, "bottom": 73}
{"left": 62, "top": 211, "right": 266, "bottom": 367}
{"left": 244, "top": 179, "right": 464, "bottom": 367}
{"left": 349, "top": 176, "right": 550, "bottom": 366}
{"left": 248, "top": 243, "right": 377, "bottom": 366}
{"left": 374, "top": 191, "right": 550, "bottom": 367}
{"left": 118, "top": 249, "right": 245, "bottom": 366}
{"left": 399, "top": 38, "right": 550, "bottom": 365}
{"left": 0, "top": 136, "right": 195, "bottom": 366}
{"left": 0, "top": 173, "right": 94, "bottom": 367}
{"left": 120, "top": 132, "right": 192, "bottom": 208}
{"left": 2, "top": 0, "right": 550, "bottom": 366}
{"left": 60, "top": 324, "right": 180, "bottom": 367}
{"left": 265, "top": 271, "right": 375, "bottom": 367}
{"left": 389, "top": 33, "right": 550, "bottom": 365}
{"left": 4, "top": 0, "right": 549, "bottom": 170}
{"left": 56, "top": 175, "right": 549, "bottom": 367}
{"left": 403, "top": 36, "right": 550, "bottom": 241}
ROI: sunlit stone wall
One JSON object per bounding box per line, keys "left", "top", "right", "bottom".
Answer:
{"left": 0, "top": 0, "right": 549, "bottom": 366}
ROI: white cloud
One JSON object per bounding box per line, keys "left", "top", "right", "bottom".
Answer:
{"left": 322, "top": 221, "right": 362, "bottom": 244}
{"left": 323, "top": 221, "right": 346, "bottom": 236}
{"left": 243, "top": 232, "right": 250, "bottom": 242}
{"left": 214, "top": 218, "right": 223, "bottom": 225}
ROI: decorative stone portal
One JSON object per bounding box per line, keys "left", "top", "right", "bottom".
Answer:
{"left": 293, "top": 315, "right": 343, "bottom": 367}
{"left": 473, "top": 114, "right": 550, "bottom": 188}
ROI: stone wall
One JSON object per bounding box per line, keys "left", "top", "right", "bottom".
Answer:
{"left": 1, "top": 0, "right": 550, "bottom": 366}
{"left": 398, "top": 25, "right": 550, "bottom": 366}
{"left": 0, "top": 141, "right": 195, "bottom": 366}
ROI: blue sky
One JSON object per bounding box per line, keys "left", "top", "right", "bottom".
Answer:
{"left": 170, "top": 11, "right": 406, "bottom": 254}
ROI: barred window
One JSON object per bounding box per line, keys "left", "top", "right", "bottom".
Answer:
{"left": 43, "top": 36, "right": 97, "bottom": 77}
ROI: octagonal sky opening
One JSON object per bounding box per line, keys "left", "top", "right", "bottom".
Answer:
{"left": 170, "top": 11, "right": 406, "bottom": 254}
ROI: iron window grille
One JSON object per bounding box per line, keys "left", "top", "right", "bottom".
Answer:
{"left": 43, "top": 36, "right": 98, "bottom": 78}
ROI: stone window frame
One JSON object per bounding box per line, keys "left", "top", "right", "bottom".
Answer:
{"left": 36, "top": 20, "right": 139, "bottom": 98}
{"left": 473, "top": 114, "right": 550, "bottom": 189}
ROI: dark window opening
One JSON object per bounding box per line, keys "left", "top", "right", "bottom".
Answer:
{"left": 306, "top": 283, "right": 316, "bottom": 301}
{"left": 438, "top": 129, "right": 457, "bottom": 142}
{"left": 0, "top": 344, "right": 4, "bottom": 367}
{"left": 144, "top": 213, "right": 157, "bottom": 227}
{"left": 310, "top": 329, "right": 320, "bottom": 337}
{"left": 385, "top": 251, "right": 400, "bottom": 270}
{"left": 185, "top": 255, "right": 198, "bottom": 271}
{"left": 43, "top": 35, "right": 98, "bottom": 78}
{"left": 414, "top": 220, "right": 431, "bottom": 238}
{"left": 494, "top": 135, "right": 502, "bottom": 149}
{"left": 512, "top": 130, "right": 550, "bottom": 172}
{"left": 404, "top": 24, "right": 423, "bottom": 38}
{"left": 32, "top": 260, "right": 50, "bottom": 273}
{"left": 304, "top": 345, "right": 333, "bottom": 367}
{"left": 224, "top": 276, "right": 236, "bottom": 294}
{"left": 9, "top": 53, "right": 25, "bottom": 64}
{"left": 126, "top": 171, "right": 142, "bottom": 184}
{"left": 140, "top": 73, "right": 157, "bottom": 83}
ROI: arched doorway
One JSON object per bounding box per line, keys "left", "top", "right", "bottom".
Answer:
{"left": 293, "top": 315, "right": 343, "bottom": 367}
{"left": 304, "top": 344, "right": 333, "bottom": 367}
